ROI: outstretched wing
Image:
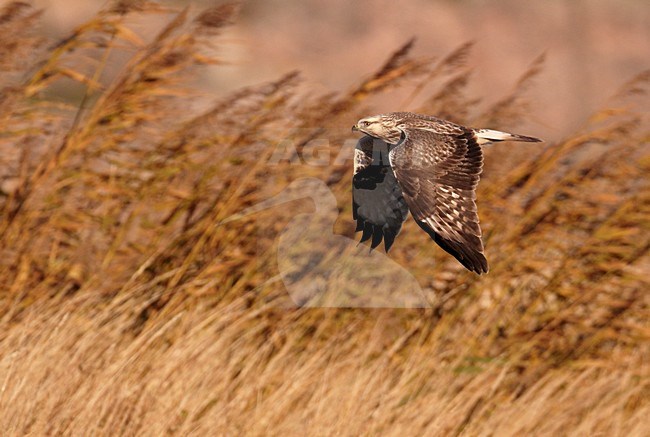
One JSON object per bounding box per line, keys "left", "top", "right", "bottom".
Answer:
{"left": 389, "top": 127, "right": 488, "bottom": 273}
{"left": 353, "top": 136, "right": 409, "bottom": 251}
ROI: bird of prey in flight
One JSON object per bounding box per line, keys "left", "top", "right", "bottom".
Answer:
{"left": 351, "top": 112, "right": 541, "bottom": 274}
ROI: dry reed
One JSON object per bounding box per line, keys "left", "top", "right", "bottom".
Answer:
{"left": 0, "top": 1, "right": 648, "bottom": 435}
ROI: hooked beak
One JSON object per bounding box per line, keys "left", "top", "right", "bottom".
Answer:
{"left": 351, "top": 124, "right": 359, "bottom": 132}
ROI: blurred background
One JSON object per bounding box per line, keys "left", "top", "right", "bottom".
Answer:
{"left": 1, "top": 1, "right": 648, "bottom": 435}
{"left": 33, "top": 0, "right": 650, "bottom": 140}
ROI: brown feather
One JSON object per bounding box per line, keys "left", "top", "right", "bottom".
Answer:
{"left": 389, "top": 125, "right": 488, "bottom": 274}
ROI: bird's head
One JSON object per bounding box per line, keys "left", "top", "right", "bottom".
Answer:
{"left": 352, "top": 113, "right": 403, "bottom": 144}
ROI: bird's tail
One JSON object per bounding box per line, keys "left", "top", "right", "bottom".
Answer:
{"left": 474, "top": 129, "right": 542, "bottom": 145}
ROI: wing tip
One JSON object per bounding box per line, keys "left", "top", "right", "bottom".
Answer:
{"left": 370, "top": 227, "right": 384, "bottom": 250}
{"left": 454, "top": 248, "right": 489, "bottom": 275}
{"left": 354, "top": 220, "right": 401, "bottom": 253}
{"left": 383, "top": 229, "right": 396, "bottom": 252}
{"left": 470, "top": 255, "right": 489, "bottom": 275}
{"left": 356, "top": 220, "right": 383, "bottom": 250}
{"left": 359, "top": 221, "right": 374, "bottom": 243}
{"left": 415, "top": 222, "right": 489, "bottom": 274}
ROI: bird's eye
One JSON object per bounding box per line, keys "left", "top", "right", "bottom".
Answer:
{"left": 361, "top": 121, "right": 371, "bottom": 127}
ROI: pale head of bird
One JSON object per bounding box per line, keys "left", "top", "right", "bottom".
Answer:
{"left": 352, "top": 113, "right": 403, "bottom": 144}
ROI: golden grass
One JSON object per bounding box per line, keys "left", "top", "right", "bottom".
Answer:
{"left": 0, "top": 1, "right": 648, "bottom": 435}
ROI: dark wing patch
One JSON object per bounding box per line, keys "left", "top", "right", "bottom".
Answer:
{"left": 389, "top": 128, "right": 488, "bottom": 274}
{"left": 353, "top": 136, "right": 409, "bottom": 251}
